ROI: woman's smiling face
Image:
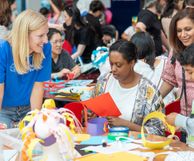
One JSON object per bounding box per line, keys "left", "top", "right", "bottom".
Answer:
{"left": 177, "top": 17, "right": 194, "bottom": 47}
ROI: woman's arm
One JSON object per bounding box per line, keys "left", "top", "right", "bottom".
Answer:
{"left": 107, "top": 117, "right": 142, "bottom": 132}
{"left": 48, "top": 0, "right": 60, "bottom": 22}
{"left": 51, "top": 68, "right": 71, "bottom": 79}
{"left": 135, "top": 22, "right": 146, "bottom": 32}
{"left": 71, "top": 44, "right": 86, "bottom": 60}
{"left": 30, "top": 82, "right": 44, "bottom": 110}
{"left": 159, "top": 81, "right": 174, "bottom": 98}
{"left": 0, "top": 84, "right": 4, "bottom": 110}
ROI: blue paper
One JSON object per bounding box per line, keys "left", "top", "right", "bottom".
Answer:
{"left": 65, "top": 80, "right": 93, "bottom": 87}
{"left": 80, "top": 136, "right": 114, "bottom": 145}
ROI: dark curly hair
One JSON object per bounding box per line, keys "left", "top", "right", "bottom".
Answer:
{"left": 179, "top": 43, "right": 194, "bottom": 66}
{"left": 0, "top": 0, "right": 12, "bottom": 27}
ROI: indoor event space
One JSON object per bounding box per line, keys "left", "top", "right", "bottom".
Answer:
{"left": 0, "top": 0, "right": 194, "bottom": 160}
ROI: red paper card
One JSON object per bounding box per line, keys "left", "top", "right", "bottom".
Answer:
{"left": 81, "top": 93, "right": 121, "bottom": 117}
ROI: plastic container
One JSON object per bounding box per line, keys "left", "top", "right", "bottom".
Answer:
{"left": 87, "top": 118, "right": 107, "bottom": 136}
{"left": 109, "top": 126, "right": 129, "bottom": 133}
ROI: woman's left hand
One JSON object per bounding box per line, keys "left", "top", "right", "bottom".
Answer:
{"left": 107, "top": 116, "right": 128, "bottom": 127}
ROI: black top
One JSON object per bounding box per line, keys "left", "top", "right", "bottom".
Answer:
{"left": 52, "top": 50, "right": 76, "bottom": 73}
{"left": 138, "top": 9, "right": 163, "bottom": 56}
{"left": 84, "top": 13, "right": 103, "bottom": 46}
{"left": 74, "top": 26, "right": 97, "bottom": 63}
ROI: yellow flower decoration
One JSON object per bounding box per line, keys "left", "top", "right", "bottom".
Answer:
{"left": 146, "top": 85, "right": 154, "bottom": 101}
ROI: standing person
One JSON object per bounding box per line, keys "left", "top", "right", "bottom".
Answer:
{"left": 136, "top": 0, "right": 168, "bottom": 56}
{"left": 161, "top": 0, "right": 179, "bottom": 39}
{"left": 47, "top": 28, "right": 80, "bottom": 79}
{"left": 0, "top": 9, "right": 51, "bottom": 129}
{"left": 93, "top": 40, "right": 164, "bottom": 136}
{"left": 0, "top": 0, "right": 12, "bottom": 39}
{"left": 63, "top": 5, "right": 97, "bottom": 63}
{"left": 84, "top": 0, "right": 105, "bottom": 46}
{"left": 160, "top": 8, "right": 194, "bottom": 117}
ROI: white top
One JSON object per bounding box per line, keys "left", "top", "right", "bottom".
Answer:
{"left": 0, "top": 25, "right": 9, "bottom": 39}
{"left": 98, "top": 58, "right": 111, "bottom": 80}
{"left": 124, "top": 26, "right": 136, "bottom": 40}
{"left": 134, "top": 57, "right": 165, "bottom": 88}
{"left": 105, "top": 74, "right": 138, "bottom": 121}
{"left": 134, "top": 56, "right": 175, "bottom": 105}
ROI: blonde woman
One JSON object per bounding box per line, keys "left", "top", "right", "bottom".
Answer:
{"left": 0, "top": 9, "right": 51, "bottom": 129}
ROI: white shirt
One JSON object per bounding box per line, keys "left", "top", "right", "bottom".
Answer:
{"left": 105, "top": 74, "right": 138, "bottom": 121}
{"left": 134, "top": 57, "right": 175, "bottom": 105}
{"left": 134, "top": 58, "right": 164, "bottom": 88}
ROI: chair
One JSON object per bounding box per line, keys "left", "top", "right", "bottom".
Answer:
{"left": 165, "top": 100, "right": 181, "bottom": 139}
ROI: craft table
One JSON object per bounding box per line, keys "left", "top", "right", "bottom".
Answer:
{"left": 129, "top": 131, "right": 194, "bottom": 161}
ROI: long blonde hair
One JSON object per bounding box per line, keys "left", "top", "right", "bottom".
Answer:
{"left": 7, "top": 9, "right": 48, "bottom": 74}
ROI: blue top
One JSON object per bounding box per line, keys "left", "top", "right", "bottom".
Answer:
{"left": 0, "top": 39, "right": 52, "bottom": 108}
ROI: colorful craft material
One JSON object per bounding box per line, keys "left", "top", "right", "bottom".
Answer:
{"left": 19, "top": 101, "right": 83, "bottom": 161}
{"left": 87, "top": 118, "right": 107, "bottom": 136}
{"left": 81, "top": 93, "right": 121, "bottom": 117}
{"left": 109, "top": 127, "right": 129, "bottom": 133}
{"left": 107, "top": 132, "right": 129, "bottom": 141}
{"left": 91, "top": 46, "right": 109, "bottom": 68}
{"left": 43, "top": 73, "right": 74, "bottom": 93}
{"left": 141, "top": 111, "right": 175, "bottom": 149}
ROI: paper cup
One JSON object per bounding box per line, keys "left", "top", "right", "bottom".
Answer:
{"left": 87, "top": 118, "right": 107, "bottom": 136}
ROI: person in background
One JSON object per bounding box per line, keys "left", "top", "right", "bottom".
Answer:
{"left": 0, "top": 0, "right": 12, "bottom": 39}
{"left": 93, "top": 40, "right": 165, "bottom": 136}
{"left": 8, "top": 0, "right": 17, "bottom": 22}
{"left": 121, "top": 16, "right": 137, "bottom": 41}
{"left": 132, "top": 32, "right": 176, "bottom": 105}
{"left": 39, "top": 0, "right": 64, "bottom": 31}
{"left": 161, "top": 0, "right": 180, "bottom": 39}
{"left": 63, "top": 5, "right": 97, "bottom": 63}
{"left": 101, "top": 25, "right": 117, "bottom": 47}
{"left": 0, "top": 9, "right": 51, "bottom": 128}
{"left": 47, "top": 28, "right": 80, "bottom": 79}
{"left": 84, "top": 0, "right": 105, "bottom": 46}
{"left": 166, "top": 43, "right": 194, "bottom": 139}
{"left": 136, "top": 0, "right": 168, "bottom": 56}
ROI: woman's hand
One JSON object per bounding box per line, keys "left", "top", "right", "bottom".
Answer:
{"left": 87, "top": 111, "right": 97, "bottom": 120}
{"left": 107, "top": 116, "right": 128, "bottom": 127}
{"left": 57, "top": 69, "right": 71, "bottom": 78}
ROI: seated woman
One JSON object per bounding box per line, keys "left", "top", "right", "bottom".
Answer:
{"left": 48, "top": 28, "right": 80, "bottom": 79}
{"left": 93, "top": 40, "right": 165, "bottom": 136}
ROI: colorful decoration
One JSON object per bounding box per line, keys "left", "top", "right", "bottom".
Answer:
{"left": 19, "top": 101, "right": 83, "bottom": 161}
{"left": 141, "top": 111, "right": 175, "bottom": 149}
{"left": 43, "top": 73, "right": 74, "bottom": 94}
{"left": 91, "top": 46, "right": 109, "bottom": 69}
